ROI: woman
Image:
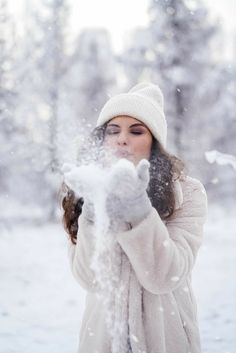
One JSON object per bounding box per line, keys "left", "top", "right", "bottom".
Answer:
{"left": 62, "top": 82, "right": 208, "bottom": 353}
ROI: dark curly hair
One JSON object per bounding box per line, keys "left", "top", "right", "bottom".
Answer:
{"left": 61, "top": 124, "right": 187, "bottom": 244}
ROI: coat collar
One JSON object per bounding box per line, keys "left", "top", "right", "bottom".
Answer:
{"left": 172, "top": 179, "right": 184, "bottom": 211}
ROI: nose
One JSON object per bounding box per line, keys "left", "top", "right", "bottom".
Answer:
{"left": 117, "top": 131, "right": 128, "bottom": 145}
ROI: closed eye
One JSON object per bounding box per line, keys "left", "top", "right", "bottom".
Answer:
{"left": 105, "top": 128, "right": 120, "bottom": 135}
{"left": 130, "top": 130, "right": 144, "bottom": 135}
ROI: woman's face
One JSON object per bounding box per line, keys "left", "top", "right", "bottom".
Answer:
{"left": 103, "top": 116, "right": 153, "bottom": 165}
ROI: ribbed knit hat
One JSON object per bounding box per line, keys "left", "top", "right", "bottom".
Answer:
{"left": 96, "top": 82, "right": 167, "bottom": 148}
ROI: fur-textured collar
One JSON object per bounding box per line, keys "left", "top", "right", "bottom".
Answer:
{"left": 173, "top": 179, "right": 184, "bottom": 210}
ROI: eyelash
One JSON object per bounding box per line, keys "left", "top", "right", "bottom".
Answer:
{"left": 106, "top": 131, "right": 143, "bottom": 135}
{"left": 131, "top": 131, "right": 143, "bottom": 135}
{"left": 105, "top": 131, "right": 118, "bottom": 135}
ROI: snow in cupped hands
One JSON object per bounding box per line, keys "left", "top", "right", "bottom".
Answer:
{"left": 62, "top": 157, "right": 150, "bottom": 353}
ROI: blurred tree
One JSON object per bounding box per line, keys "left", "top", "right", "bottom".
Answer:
{"left": 0, "top": 0, "right": 19, "bottom": 194}
{"left": 56, "top": 28, "right": 117, "bottom": 172}
{"left": 121, "top": 0, "right": 236, "bottom": 201}
{"left": 34, "top": 0, "right": 69, "bottom": 172}
{"left": 15, "top": 0, "right": 70, "bottom": 220}
{"left": 66, "top": 28, "right": 117, "bottom": 125}
{"left": 121, "top": 27, "right": 153, "bottom": 87}
{"left": 124, "top": 0, "right": 218, "bottom": 153}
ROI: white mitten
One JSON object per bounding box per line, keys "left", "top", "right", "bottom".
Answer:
{"left": 61, "top": 163, "right": 100, "bottom": 223}
{"left": 106, "top": 159, "right": 152, "bottom": 228}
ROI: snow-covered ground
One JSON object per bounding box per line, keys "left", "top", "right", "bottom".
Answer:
{"left": 0, "top": 203, "right": 235, "bottom": 353}
{"left": 193, "top": 204, "right": 236, "bottom": 353}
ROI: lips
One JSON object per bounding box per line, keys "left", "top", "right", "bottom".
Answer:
{"left": 116, "top": 150, "right": 131, "bottom": 157}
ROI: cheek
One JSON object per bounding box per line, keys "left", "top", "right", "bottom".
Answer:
{"left": 134, "top": 138, "right": 152, "bottom": 158}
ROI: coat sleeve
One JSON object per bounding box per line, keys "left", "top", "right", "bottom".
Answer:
{"left": 115, "top": 177, "right": 208, "bottom": 294}
{"left": 67, "top": 214, "right": 98, "bottom": 292}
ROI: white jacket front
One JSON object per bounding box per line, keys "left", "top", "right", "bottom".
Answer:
{"left": 68, "top": 175, "right": 208, "bottom": 353}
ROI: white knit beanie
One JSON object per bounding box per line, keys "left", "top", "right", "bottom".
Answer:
{"left": 96, "top": 82, "right": 167, "bottom": 148}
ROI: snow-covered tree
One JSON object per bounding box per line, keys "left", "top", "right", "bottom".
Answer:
{"left": 121, "top": 0, "right": 236, "bottom": 197}
{"left": 33, "top": 0, "right": 69, "bottom": 171}
{"left": 66, "top": 29, "right": 117, "bottom": 126}
{"left": 0, "top": 0, "right": 19, "bottom": 193}
{"left": 121, "top": 27, "right": 153, "bottom": 88}
{"left": 14, "top": 0, "right": 70, "bottom": 220}
{"left": 147, "top": 1, "right": 220, "bottom": 154}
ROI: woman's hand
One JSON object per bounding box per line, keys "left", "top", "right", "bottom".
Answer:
{"left": 106, "top": 159, "right": 152, "bottom": 227}
{"left": 61, "top": 163, "right": 101, "bottom": 223}
{"left": 62, "top": 159, "right": 152, "bottom": 228}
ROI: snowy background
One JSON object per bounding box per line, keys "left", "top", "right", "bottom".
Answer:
{"left": 0, "top": 0, "right": 236, "bottom": 352}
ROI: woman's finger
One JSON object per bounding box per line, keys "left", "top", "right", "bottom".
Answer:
{"left": 136, "top": 159, "right": 150, "bottom": 183}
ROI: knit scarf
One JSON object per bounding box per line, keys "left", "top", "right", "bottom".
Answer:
{"left": 106, "top": 241, "right": 147, "bottom": 353}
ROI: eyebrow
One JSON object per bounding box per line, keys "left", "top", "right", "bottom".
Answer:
{"left": 107, "top": 123, "right": 146, "bottom": 128}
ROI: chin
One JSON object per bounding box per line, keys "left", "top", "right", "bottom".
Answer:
{"left": 125, "top": 156, "right": 137, "bottom": 165}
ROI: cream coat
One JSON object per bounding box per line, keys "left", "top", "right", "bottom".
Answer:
{"left": 67, "top": 175, "right": 208, "bottom": 353}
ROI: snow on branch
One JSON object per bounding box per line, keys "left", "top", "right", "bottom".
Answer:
{"left": 205, "top": 150, "right": 236, "bottom": 171}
